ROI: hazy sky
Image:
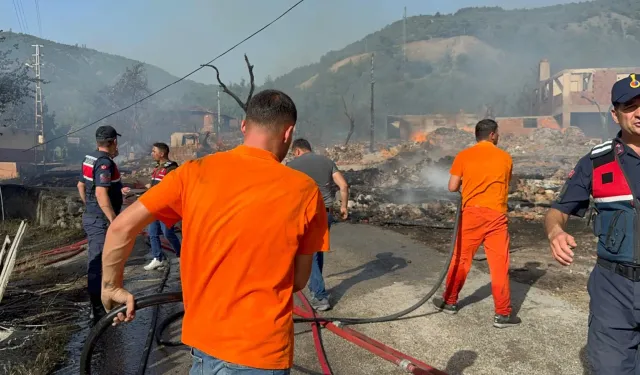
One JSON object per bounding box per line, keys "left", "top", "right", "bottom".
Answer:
{"left": 1, "top": 0, "right": 576, "bottom": 85}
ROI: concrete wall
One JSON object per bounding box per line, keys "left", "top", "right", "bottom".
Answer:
{"left": 0, "top": 128, "right": 38, "bottom": 163}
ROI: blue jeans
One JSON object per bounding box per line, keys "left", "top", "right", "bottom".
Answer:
{"left": 190, "top": 348, "right": 290, "bottom": 375}
{"left": 308, "top": 212, "right": 333, "bottom": 300}
{"left": 147, "top": 220, "right": 182, "bottom": 261}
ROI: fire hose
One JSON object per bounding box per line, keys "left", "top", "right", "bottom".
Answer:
{"left": 80, "top": 196, "right": 461, "bottom": 374}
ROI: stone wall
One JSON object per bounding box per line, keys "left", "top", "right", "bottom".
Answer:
{"left": 0, "top": 185, "right": 83, "bottom": 229}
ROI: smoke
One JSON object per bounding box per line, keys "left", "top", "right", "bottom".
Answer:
{"left": 420, "top": 165, "right": 451, "bottom": 192}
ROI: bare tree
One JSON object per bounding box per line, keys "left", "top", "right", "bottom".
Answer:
{"left": 342, "top": 94, "right": 356, "bottom": 145}
{"left": 0, "top": 31, "right": 35, "bottom": 115}
{"left": 202, "top": 54, "right": 255, "bottom": 113}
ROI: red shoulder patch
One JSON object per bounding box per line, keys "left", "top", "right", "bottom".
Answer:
{"left": 100, "top": 164, "right": 108, "bottom": 170}
{"left": 568, "top": 169, "right": 575, "bottom": 179}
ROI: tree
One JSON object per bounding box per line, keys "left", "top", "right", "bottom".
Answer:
{"left": 0, "top": 30, "right": 34, "bottom": 115}
{"left": 342, "top": 94, "right": 356, "bottom": 145}
{"left": 96, "top": 62, "right": 152, "bottom": 145}
{"left": 202, "top": 54, "right": 255, "bottom": 113}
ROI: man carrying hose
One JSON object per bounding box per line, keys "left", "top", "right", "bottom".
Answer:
{"left": 432, "top": 119, "right": 521, "bottom": 328}
{"left": 287, "top": 138, "right": 349, "bottom": 311}
{"left": 76, "top": 125, "right": 127, "bottom": 325}
{"left": 545, "top": 74, "right": 640, "bottom": 374}
{"left": 143, "top": 142, "right": 181, "bottom": 271}
{"left": 99, "top": 89, "right": 329, "bottom": 374}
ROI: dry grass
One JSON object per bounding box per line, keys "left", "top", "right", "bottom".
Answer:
{"left": 2, "top": 325, "right": 75, "bottom": 375}
{"left": 0, "top": 219, "right": 85, "bottom": 261}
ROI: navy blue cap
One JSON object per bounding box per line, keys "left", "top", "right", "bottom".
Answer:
{"left": 612, "top": 73, "right": 640, "bottom": 105}
{"left": 95, "top": 125, "right": 121, "bottom": 141}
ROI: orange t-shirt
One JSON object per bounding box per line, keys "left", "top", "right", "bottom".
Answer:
{"left": 138, "top": 145, "right": 330, "bottom": 370}
{"left": 449, "top": 141, "right": 513, "bottom": 214}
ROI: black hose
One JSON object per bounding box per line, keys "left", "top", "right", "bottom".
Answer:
{"left": 79, "top": 292, "right": 183, "bottom": 375}
{"left": 80, "top": 195, "right": 462, "bottom": 371}
{"left": 294, "top": 195, "right": 461, "bottom": 325}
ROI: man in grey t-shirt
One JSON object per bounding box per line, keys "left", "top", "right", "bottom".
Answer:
{"left": 287, "top": 138, "right": 349, "bottom": 311}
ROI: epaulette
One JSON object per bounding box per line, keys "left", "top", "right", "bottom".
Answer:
{"left": 590, "top": 140, "right": 613, "bottom": 159}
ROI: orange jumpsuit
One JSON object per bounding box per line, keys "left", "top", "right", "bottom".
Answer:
{"left": 443, "top": 141, "right": 513, "bottom": 316}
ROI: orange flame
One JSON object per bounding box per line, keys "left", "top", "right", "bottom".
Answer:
{"left": 411, "top": 131, "right": 428, "bottom": 143}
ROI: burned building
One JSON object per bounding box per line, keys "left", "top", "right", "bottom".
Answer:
{"left": 534, "top": 59, "right": 640, "bottom": 137}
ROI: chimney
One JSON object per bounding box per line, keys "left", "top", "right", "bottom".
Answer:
{"left": 539, "top": 59, "right": 550, "bottom": 82}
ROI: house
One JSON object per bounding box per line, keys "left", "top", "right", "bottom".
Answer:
{"left": 533, "top": 59, "right": 639, "bottom": 137}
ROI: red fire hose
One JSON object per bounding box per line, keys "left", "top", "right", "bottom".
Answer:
{"left": 294, "top": 291, "right": 447, "bottom": 375}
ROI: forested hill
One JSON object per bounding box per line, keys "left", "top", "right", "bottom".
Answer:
{"left": 264, "top": 0, "right": 640, "bottom": 142}
{"left": 4, "top": 0, "right": 640, "bottom": 146}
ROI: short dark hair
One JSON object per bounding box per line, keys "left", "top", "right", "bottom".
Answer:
{"left": 153, "top": 142, "right": 170, "bottom": 156}
{"left": 97, "top": 139, "right": 115, "bottom": 148}
{"left": 292, "top": 138, "right": 312, "bottom": 152}
{"left": 245, "top": 89, "right": 297, "bottom": 130}
{"left": 475, "top": 119, "right": 498, "bottom": 141}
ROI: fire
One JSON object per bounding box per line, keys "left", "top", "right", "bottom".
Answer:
{"left": 411, "top": 131, "right": 428, "bottom": 143}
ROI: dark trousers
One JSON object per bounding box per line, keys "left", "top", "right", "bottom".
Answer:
{"left": 588, "top": 262, "right": 640, "bottom": 374}
{"left": 82, "top": 214, "right": 108, "bottom": 300}
{"left": 308, "top": 212, "right": 333, "bottom": 300}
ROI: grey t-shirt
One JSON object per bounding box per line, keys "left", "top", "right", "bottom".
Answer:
{"left": 287, "top": 152, "right": 339, "bottom": 207}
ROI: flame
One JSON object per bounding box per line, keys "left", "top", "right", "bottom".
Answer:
{"left": 381, "top": 149, "right": 395, "bottom": 159}
{"left": 411, "top": 131, "right": 428, "bottom": 143}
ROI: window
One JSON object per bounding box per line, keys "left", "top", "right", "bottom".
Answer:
{"left": 523, "top": 118, "right": 538, "bottom": 128}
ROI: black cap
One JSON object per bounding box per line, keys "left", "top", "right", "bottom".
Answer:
{"left": 612, "top": 73, "right": 640, "bottom": 105}
{"left": 95, "top": 125, "right": 121, "bottom": 141}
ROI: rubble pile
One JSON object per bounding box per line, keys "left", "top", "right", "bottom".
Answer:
{"left": 321, "top": 144, "right": 367, "bottom": 165}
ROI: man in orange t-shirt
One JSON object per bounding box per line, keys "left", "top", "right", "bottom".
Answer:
{"left": 432, "top": 119, "right": 521, "bottom": 329}
{"left": 99, "top": 89, "right": 330, "bottom": 374}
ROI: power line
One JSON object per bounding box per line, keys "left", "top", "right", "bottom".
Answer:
{"left": 34, "top": 0, "right": 42, "bottom": 37}
{"left": 24, "top": 0, "right": 306, "bottom": 151}
{"left": 12, "top": 0, "right": 24, "bottom": 33}
{"left": 16, "top": 0, "right": 29, "bottom": 34}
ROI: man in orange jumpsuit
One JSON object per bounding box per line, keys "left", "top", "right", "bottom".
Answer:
{"left": 432, "top": 118, "right": 520, "bottom": 328}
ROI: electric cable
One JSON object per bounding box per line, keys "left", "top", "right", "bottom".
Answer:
{"left": 23, "top": 0, "right": 306, "bottom": 152}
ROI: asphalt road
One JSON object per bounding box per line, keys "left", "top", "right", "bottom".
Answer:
{"left": 78, "top": 222, "right": 591, "bottom": 375}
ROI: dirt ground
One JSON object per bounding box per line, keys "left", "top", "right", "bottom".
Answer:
{"left": 387, "top": 215, "right": 595, "bottom": 310}
{"left": 0, "top": 220, "right": 87, "bottom": 375}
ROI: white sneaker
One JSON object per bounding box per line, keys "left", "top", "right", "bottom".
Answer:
{"left": 144, "top": 258, "right": 166, "bottom": 271}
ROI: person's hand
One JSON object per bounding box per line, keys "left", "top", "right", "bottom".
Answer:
{"left": 121, "top": 187, "right": 131, "bottom": 195}
{"left": 102, "top": 286, "right": 136, "bottom": 326}
{"left": 340, "top": 206, "right": 348, "bottom": 220}
{"left": 548, "top": 229, "right": 577, "bottom": 266}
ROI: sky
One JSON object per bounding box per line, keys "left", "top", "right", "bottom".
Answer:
{"left": 1, "top": 0, "right": 578, "bottom": 85}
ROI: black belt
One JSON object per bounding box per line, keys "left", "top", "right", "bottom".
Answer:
{"left": 597, "top": 258, "right": 640, "bottom": 282}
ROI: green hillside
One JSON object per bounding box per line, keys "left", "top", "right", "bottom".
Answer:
{"left": 268, "top": 0, "right": 640, "bottom": 142}
{"left": 4, "top": 0, "right": 640, "bottom": 147}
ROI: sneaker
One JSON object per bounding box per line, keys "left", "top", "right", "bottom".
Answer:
{"left": 309, "top": 297, "right": 331, "bottom": 311}
{"left": 493, "top": 314, "right": 521, "bottom": 328}
{"left": 144, "top": 258, "right": 166, "bottom": 271}
{"left": 432, "top": 297, "right": 458, "bottom": 314}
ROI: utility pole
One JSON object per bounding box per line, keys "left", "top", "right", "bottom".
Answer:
{"left": 370, "top": 52, "right": 375, "bottom": 152}
{"left": 32, "top": 44, "right": 44, "bottom": 169}
{"left": 217, "top": 88, "right": 221, "bottom": 135}
{"left": 403, "top": 7, "right": 407, "bottom": 62}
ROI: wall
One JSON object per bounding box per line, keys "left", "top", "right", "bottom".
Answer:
{"left": 0, "top": 163, "right": 18, "bottom": 180}
{"left": 496, "top": 116, "right": 560, "bottom": 136}
{"left": 0, "top": 184, "right": 83, "bottom": 228}
{"left": 0, "top": 128, "right": 37, "bottom": 163}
